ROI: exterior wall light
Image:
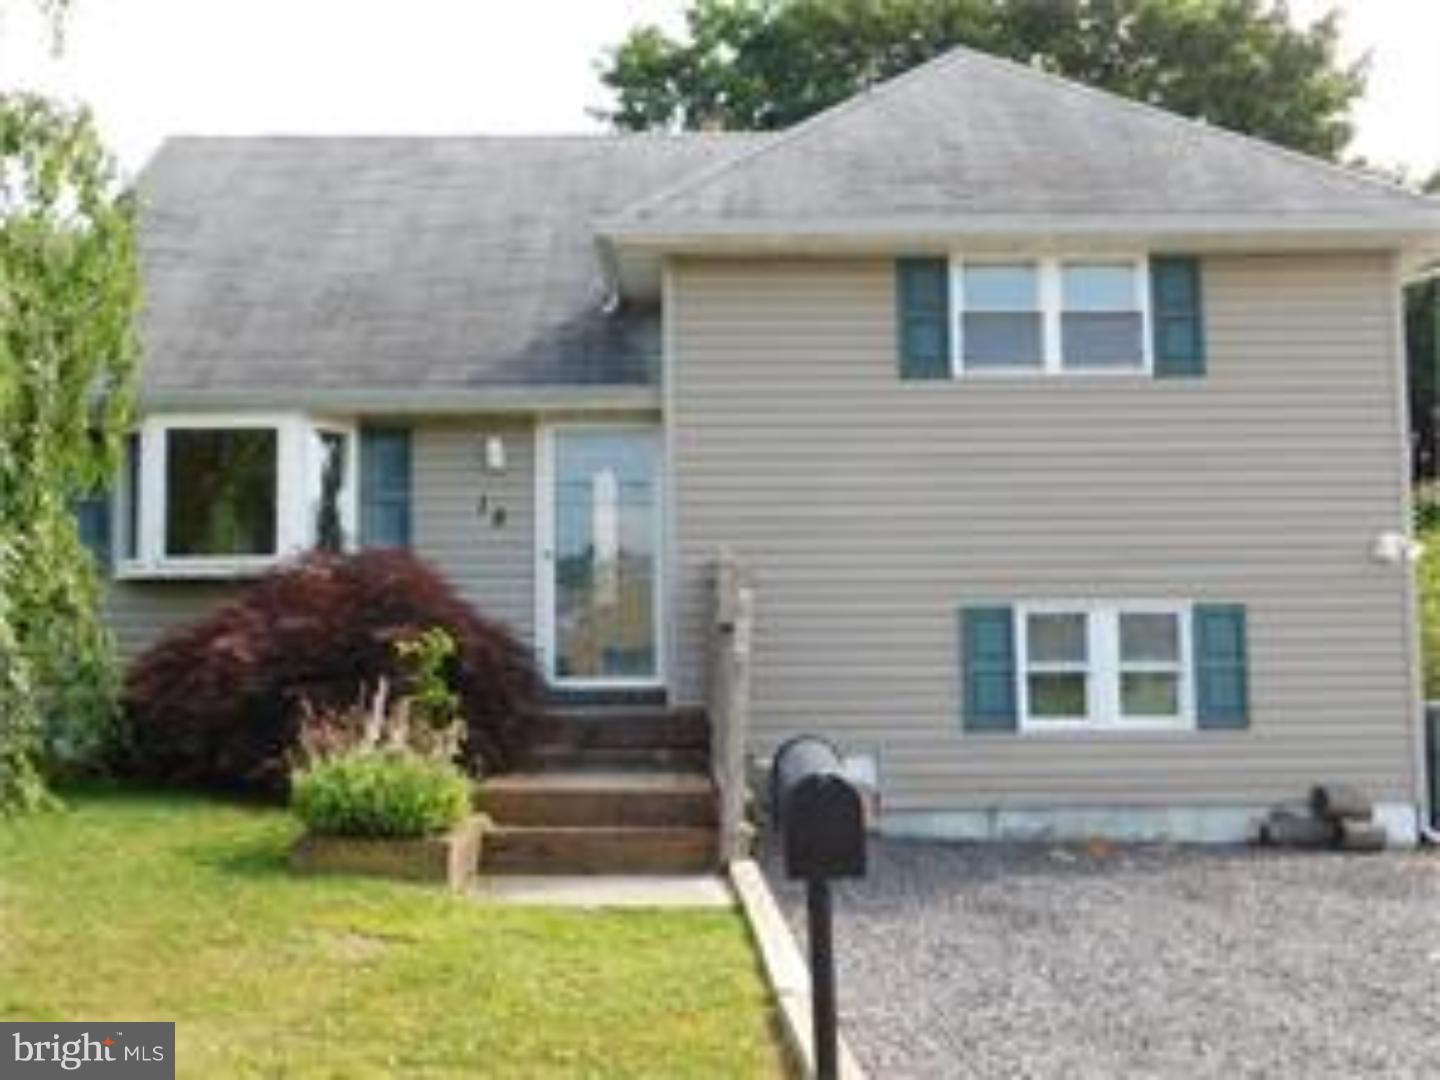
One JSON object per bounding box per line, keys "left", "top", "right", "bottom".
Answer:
{"left": 1372, "top": 531, "right": 1424, "bottom": 566}
{"left": 482, "top": 434, "right": 507, "bottom": 474}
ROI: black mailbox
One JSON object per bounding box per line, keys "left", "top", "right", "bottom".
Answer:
{"left": 770, "top": 735, "right": 868, "bottom": 1080}
{"left": 772, "top": 735, "right": 867, "bottom": 879}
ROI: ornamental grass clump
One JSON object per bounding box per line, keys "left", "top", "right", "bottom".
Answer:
{"left": 292, "top": 628, "right": 473, "bottom": 838}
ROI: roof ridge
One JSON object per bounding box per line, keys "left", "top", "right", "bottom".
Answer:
{"left": 954, "top": 45, "right": 1439, "bottom": 210}
{"left": 608, "top": 47, "right": 977, "bottom": 223}
{"left": 610, "top": 42, "right": 1438, "bottom": 225}
{"left": 157, "top": 131, "right": 768, "bottom": 145}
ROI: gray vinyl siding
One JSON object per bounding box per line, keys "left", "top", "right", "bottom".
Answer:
{"left": 668, "top": 252, "right": 1418, "bottom": 809}
{"left": 411, "top": 420, "right": 535, "bottom": 645}
{"left": 105, "top": 582, "right": 242, "bottom": 662}
{"left": 105, "top": 418, "right": 538, "bottom": 662}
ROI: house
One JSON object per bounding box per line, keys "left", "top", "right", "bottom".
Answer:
{"left": 92, "top": 46, "right": 1440, "bottom": 857}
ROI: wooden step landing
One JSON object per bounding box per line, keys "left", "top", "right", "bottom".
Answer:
{"left": 483, "top": 825, "right": 717, "bottom": 875}
{"left": 524, "top": 744, "right": 708, "bottom": 772}
{"left": 531, "top": 706, "right": 709, "bottom": 751}
{"left": 481, "top": 770, "right": 717, "bottom": 829}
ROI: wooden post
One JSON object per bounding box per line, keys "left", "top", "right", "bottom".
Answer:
{"left": 710, "top": 548, "right": 755, "bottom": 866}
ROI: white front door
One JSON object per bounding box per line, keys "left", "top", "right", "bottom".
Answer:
{"left": 538, "top": 426, "right": 663, "bottom": 687}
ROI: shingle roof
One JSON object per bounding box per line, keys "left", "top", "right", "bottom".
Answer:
{"left": 138, "top": 134, "right": 764, "bottom": 402}
{"left": 141, "top": 49, "right": 1440, "bottom": 403}
{"left": 609, "top": 46, "right": 1440, "bottom": 233}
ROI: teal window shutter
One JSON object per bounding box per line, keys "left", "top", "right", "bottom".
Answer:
{"left": 1194, "top": 603, "right": 1249, "bottom": 730}
{"left": 73, "top": 493, "right": 111, "bottom": 571}
{"left": 897, "top": 257, "right": 952, "bottom": 380}
{"left": 961, "top": 606, "right": 1017, "bottom": 732}
{"left": 360, "top": 428, "right": 412, "bottom": 548}
{"left": 1151, "top": 256, "right": 1205, "bottom": 378}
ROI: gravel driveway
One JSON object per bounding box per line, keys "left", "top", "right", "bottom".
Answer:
{"left": 767, "top": 839, "right": 1440, "bottom": 1078}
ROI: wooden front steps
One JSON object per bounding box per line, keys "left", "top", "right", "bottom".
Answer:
{"left": 529, "top": 706, "right": 709, "bottom": 751}
{"left": 479, "top": 706, "right": 718, "bottom": 875}
{"left": 525, "top": 744, "right": 707, "bottom": 772}
{"left": 483, "top": 770, "right": 717, "bottom": 829}
{"left": 482, "top": 825, "right": 717, "bottom": 874}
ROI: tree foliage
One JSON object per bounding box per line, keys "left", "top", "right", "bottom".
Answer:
{"left": 598, "top": 0, "right": 1365, "bottom": 160}
{"left": 1411, "top": 277, "right": 1440, "bottom": 486}
{"left": 0, "top": 95, "right": 139, "bottom": 812}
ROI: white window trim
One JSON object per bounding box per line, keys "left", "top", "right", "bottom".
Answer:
{"left": 115, "top": 411, "right": 358, "bottom": 580}
{"left": 308, "top": 421, "right": 361, "bottom": 554}
{"left": 1016, "top": 600, "right": 1193, "bottom": 733}
{"left": 950, "top": 255, "right": 1152, "bottom": 378}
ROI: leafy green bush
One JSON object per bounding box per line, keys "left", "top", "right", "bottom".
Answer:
{"left": 294, "top": 628, "right": 465, "bottom": 770}
{"left": 1419, "top": 524, "right": 1440, "bottom": 700}
{"left": 291, "top": 750, "right": 472, "bottom": 838}
{"left": 395, "top": 627, "right": 462, "bottom": 730}
{"left": 1416, "top": 486, "right": 1440, "bottom": 533}
{"left": 0, "top": 96, "right": 139, "bottom": 813}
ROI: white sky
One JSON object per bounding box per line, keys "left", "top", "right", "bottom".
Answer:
{"left": 0, "top": 0, "right": 1434, "bottom": 181}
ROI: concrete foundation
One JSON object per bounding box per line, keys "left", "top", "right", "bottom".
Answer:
{"left": 881, "top": 802, "right": 1420, "bottom": 847}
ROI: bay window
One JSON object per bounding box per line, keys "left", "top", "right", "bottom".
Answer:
{"left": 1018, "top": 603, "right": 1191, "bottom": 730}
{"left": 165, "top": 428, "right": 278, "bottom": 556}
{"left": 117, "top": 413, "right": 356, "bottom": 578}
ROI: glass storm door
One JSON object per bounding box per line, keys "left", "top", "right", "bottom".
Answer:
{"left": 547, "top": 428, "right": 661, "bottom": 685}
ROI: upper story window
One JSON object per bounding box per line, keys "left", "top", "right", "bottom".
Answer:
{"left": 117, "top": 413, "right": 357, "bottom": 579}
{"left": 951, "top": 256, "right": 1151, "bottom": 376}
{"left": 959, "top": 263, "right": 1043, "bottom": 372}
{"left": 1060, "top": 262, "right": 1146, "bottom": 371}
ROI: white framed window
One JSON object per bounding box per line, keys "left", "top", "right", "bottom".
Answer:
{"left": 1017, "top": 601, "right": 1191, "bottom": 731}
{"left": 952, "top": 256, "right": 1151, "bottom": 376}
{"left": 115, "top": 412, "right": 358, "bottom": 579}
{"left": 957, "top": 262, "right": 1044, "bottom": 372}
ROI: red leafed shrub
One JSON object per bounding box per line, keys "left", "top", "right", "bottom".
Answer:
{"left": 121, "top": 550, "right": 543, "bottom": 793}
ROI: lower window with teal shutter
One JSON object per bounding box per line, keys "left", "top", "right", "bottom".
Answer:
{"left": 960, "top": 606, "right": 1018, "bottom": 732}
{"left": 1194, "top": 603, "right": 1249, "bottom": 730}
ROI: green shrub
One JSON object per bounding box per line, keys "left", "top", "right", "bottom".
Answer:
{"left": 291, "top": 750, "right": 472, "bottom": 838}
{"left": 1420, "top": 525, "right": 1440, "bottom": 700}
{"left": 1416, "top": 486, "right": 1440, "bottom": 533}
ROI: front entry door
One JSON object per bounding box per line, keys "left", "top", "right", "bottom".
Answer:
{"left": 542, "top": 427, "right": 662, "bottom": 686}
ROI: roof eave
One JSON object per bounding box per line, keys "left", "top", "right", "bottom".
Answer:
{"left": 600, "top": 214, "right": 1440, "bottom": 298}
{"left": 137, "top": 384, "right": 662, "bottom": 417}
{"left": 601, "top": 211, "right": 1440, "bottom": 246}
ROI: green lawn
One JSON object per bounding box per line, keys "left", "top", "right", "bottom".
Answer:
{"left": 0, "top": 785, "right": 785, "bottom": 1079}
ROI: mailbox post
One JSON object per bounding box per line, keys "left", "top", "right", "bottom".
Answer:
{"left": 771, "top": 736, "right": 867, "bottom": 1080}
